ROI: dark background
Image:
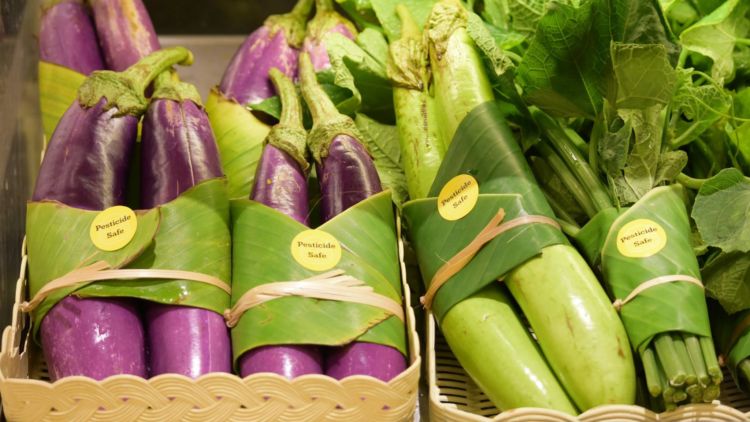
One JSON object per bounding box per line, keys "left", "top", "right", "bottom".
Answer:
{"left": 143, "top": 0, "right": 299, "bottom": 34}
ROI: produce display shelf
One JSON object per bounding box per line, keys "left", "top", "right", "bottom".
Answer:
{"left": 426, "top": 311, "right": 750, "bottom": 421}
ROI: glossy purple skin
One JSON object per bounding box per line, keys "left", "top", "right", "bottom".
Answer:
{"left": 240, "top": 345, "right": 323, "bottom": 378}
{"left": 250, "top": 145, "right": 309, "bottom": 225}
{"left": 140, "top": 99, "right": 223, "bottom": 207}
{"left": 302, "top": 23, "right": 354, "bottom": 72}
{"left": 41, "top": 297, "right": 147, "bottom": 380}
{"left": 318, "top": 135, "right": 382, "bottom": 222}
{"left": 145, "top": 305, "right": 231, "bottom": 377}
{"left": 33, "top": 99, "right": 138, "bottom": 210}
{"left": 318, "top": 135, "right": 407, "bottom": 381}
{"left": 326, "top": 342, "right": 406, "bottom": 381}
{"left": 141, "top": 97, "right": 230, "bottom": 377}
{"left": 239, "top": 144, "right": 322, "bottom": 378}
{"left": 90, "top": 0, "right": 160, "bottom": 71}
{"left": 40, "top": 1, "right": 105, "bottom": 74}
{"left": 220, "top": 26, "right": 298, "bottom": 105}
{"left": 33, "top": 98, "right": 145, "bottom": 380}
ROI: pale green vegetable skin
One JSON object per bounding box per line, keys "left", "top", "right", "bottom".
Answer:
{"left": 427, "top": 0, "right": 635, "bottom": 410}
{"left": 442, "top": 285, "right": 577, "bottom": 413}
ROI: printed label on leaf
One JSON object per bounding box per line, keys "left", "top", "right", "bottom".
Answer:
{"left": 616, "top": 219, "right": 667, "bottom": 258}
{"left": 291, "top": 230, "right": 342, "bottom": 271}
{"left": 437, "top": 174, "right": 479, "bottom": 221}
{"left": 89, "top": 206, "right": 138, "bottom": 252}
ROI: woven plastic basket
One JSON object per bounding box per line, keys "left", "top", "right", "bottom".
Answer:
{"left": 0, "top": 220, "right": 422, "bottom": 422}
{"left": 425, "top": 311, "right": 750, "bottom": 422}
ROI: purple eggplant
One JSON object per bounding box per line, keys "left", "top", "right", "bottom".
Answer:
{"left": 240, "top": 68, "right": 321, "bottom": 378}
{"left": 140, "top": 71, "right": 230, "bottom": 378}
{"left": 219, "top": 0, "right": 313, "bottom": 105}
{"left": 39, "top": 0, "right": 105, "bottom": 74}
{"left": 90, "top": 0, "right": 161, "bottom": 71}
{"left": 302, "top": 0, "right": 357, "bottom": 72}
{"left": 298, "top": 53, "right": 406, "bottom": 381}
{"left": 33, "top": 47, "right": 194, "bottom": 380}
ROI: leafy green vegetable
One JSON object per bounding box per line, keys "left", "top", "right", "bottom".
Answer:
{"left": 610, "top": 43, "right": 676, "bottom": 110}
{"left": 669, "top": 68, "right": 733, "bottom": 148}
{"left": 703, "top": 251, "right": 750, "bottom": 314}
{"left": 692, "top": 168, "right": 750, "bottom": 253}
{"left": 354, "top": 113, "right": 409, "bottom": 205}
{"left": 679, "top": 0, "right": 750, "bottom": 83}
{"left": 369, "top": 0, "right": 438, "bottom": 40}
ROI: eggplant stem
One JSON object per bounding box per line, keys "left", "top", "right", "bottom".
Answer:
{"left": 124, "top": 47, "right": 193, "bottom": 95}
{"left": 291, "top": 0, "right": 314, "bottom": 17}
{"left": 269, "top": 68, "right": 304, "bottom": 130}
{"left": 299, "top": 52, "right": 339, "bottom": 125}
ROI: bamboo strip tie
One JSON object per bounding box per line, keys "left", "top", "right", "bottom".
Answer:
{"left": 420, "top": 209, "right": 561, "bottom": 310}
{"left": 20, "top": 261, "right": 231, "bottom": 313}
{"left": 224, "top": 269, "right": 404, "bottom": 328}
{"left": 612, "top": 274, "right": 704, "bottom": 312}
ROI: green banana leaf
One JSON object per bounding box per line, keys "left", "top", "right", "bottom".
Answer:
{"left": 206, "top": 88, "right": 270, "bottom": 199}
{"left": 598, "top": 186, "right": 710, "bottom": 352}
{"left": 712, "top": 306, "right": 750, "bottom": 387}
{"left": 39, "top": 61, "right": 86, "bottom": 142}
{"left": 230, "top": 190, "right": 406, "bottom": 366}
{"left": 26, "top": 178, "right": 231, "bottom": 339}
{"left": 402, "top": 101, "right": 566, "bottom": 322}
{"left": 574, "top": 207, "right": 620, "bottom": 266}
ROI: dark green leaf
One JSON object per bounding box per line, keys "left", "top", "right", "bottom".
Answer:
{"left": 355, "top": 113, "right": 409, "bottom": 206}
{"left": 680, "top": 0, "right": 750, "bottom": 82}
{"left": 703, "top": 252, "right": 750, "bottom": 314}
{"left": 669, "top": 68, "right": 732, "bottom": 148}
{"left": 692, "top": 168, "right": 750, "bottom": 253}
{"left": 610, "top": 43, "right": 676, "bottom": 110}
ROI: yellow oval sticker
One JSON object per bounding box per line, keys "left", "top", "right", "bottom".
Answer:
{"left": 616, "top": 219, "right": 667, "bottom": 258}
{"left": 437, "top": 174, "right": 479, "bottom": 221}
{"left": 89, "top": 206, "right": 138, "bottom": 252}
{"left": 291, "top": 230, "right": 342, "bottom": 271}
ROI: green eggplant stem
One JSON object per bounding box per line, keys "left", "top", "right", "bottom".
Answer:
{"left": 396, "top": 5, "right": 420, "bottom": 39}
{"left": 298, "top": 52, "right": 338, "bottom": 125}
{"left": 269, "top": 68, "right": 303, "bottom": 130}
{"left": 291, "top": 0, "right": 314, "bottom": 16}
{"left": 315, "top": 0, "right": 334, "bottom": 12}
{"left": 124, "top": 46, "right": 193, "bottom": 95}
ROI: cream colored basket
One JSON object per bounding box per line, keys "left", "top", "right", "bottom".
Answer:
{"left": 0, "top": 229, "right": 421, "bottom": 422}
{"left": 426, "top": 311, "right": 750, "bottom": 422}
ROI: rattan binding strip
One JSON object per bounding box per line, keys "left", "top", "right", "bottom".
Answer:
{"left": 425, "top": 311, "right": 750, "bottom": 422}
{"left": 0, "top": 218, "right": 421, "bottom": 422}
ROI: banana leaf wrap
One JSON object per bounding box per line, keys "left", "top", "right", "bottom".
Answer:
{"left": 230, "top": 190, "right": 406, "bottom": 368}
{"left": 575, "top": 186, "right": 710, "bottom": 352}
{"left": 39, "top": 62, "right": 87, "bottom": 142}
{"left": 712, "top": 306, "right": 750, "bottom": 387}
{"left": 26, "top": 177, "right": 231, "bottom": 340}
{"left": 401, "top": 101, "right": 567, "bottom": 322}
{"left": 205, "top": 89, "right": 270, "bottom": 199}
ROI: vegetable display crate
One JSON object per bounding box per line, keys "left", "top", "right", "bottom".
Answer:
{"left": 425, "top": 312, "right": 750, "bottom": 422}
{"left": 0, "top": 231, "right": 422, "bottom": 422}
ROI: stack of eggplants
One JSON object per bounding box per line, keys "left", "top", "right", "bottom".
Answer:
{"left": 140, "top": 71, "right": 231, "bottom": 377}
{"left": 239, "top": 69, "right": 323, "bottom": 378}
{"left": 299, "top": 52, "right": 406, "bottom": 381}
{"left": 32, "top": 47, "right": 193, "bottom": 380}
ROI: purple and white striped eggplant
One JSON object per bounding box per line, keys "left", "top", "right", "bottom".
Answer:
{"left": 33, "top": 47, "right": 194, "bottom": 380}
{"left": 140, "top": 71, "right": 231, "bottom": 378}
{"left": 39, "top": 0, "right": 104, "bottom": 74}
{"left": 219, "top": 0, "right": 313, "bottom": 106}
{"left": 298, "top": 53, "right": 406, "bottom": 381}
{"left": 302, "top": 0, "right": 357, "bottom": 72}
{"left": 90, "top": 0, "right": 161, "bottom": 71}
{"left": 240, "top": 68, "right": 322, "bottom": 379}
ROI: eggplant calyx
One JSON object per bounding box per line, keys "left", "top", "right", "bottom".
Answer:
{"left": 305, "top": 0, "right": 357, "bottom": 43}
{"left": 152, "top": 71, "right": 203, "bottom": 107}
{"left": 307, "top": 116, "right": 364, "bottom": 165}
{"left": 266, "top": 126, "right": 310, "bottom": 171}
{"left": 41, "top": 0, "right": 83, "bottom": 13}
{"left": 426, "top": 0, "right": 468, "bottom": 60}
{"left": 78, "top": 46, "right": 194, "bottom": 116}
{"left": 265, "top": 0, "right": 314, "bottom": 48}
{"left": 387, "top": 38, "right": 428, "bottom": 91}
